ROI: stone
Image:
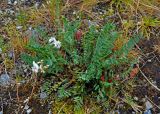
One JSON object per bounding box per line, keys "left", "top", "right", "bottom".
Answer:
{"left": 134, "top": 96, "right": 138, "bottom": 101}
{"left": 23, "top": 97, "right": 29, "bottom": 103}
{"left": 16, "top": 26, "right": 23, "bottom": 30}
{"left": 145, "top": 100, "right": 153, "bottom": 110}
{"left": 14, "top": 1, "right": 18, "bottom": 5}
{"left": 40, "top": 91, "right": 47, "bottom": 99}
{"left": 48, "top": 110, "right": 52, "bottom": 114}
{"left": 8, "top": 0, "right": 12, "bottom": 4}
{"left": 0, "top": 74, "right": 11, "bottom": 86}
{"left": 26, "top": 109, "right": 32, "bottom": 114}
{"left": 35, "top": 2, "right": 40, "bottom": 8}
{"left": 144, "top": 109, "right": 152, "bottom": 114}
{"left": 8, "top": 51, "right": 14, "bottom": 58}
{"left": 24, "top": 104, "right": 29, "bottom": 110}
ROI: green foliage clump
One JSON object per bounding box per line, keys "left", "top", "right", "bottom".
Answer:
{"left": 21, "top": 18, "right": 141, "bottom": 111}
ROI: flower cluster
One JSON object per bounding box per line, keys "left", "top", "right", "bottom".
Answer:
{"left": 49, "top": 37, "right": 61, "bottom": 49}
{"left": 32, "top": 60, "right": 49, "bottom": 73}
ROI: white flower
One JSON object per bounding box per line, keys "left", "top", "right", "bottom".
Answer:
{"left": 32, "top": 61, "right": 39, "bottom": 73}
{"left": 49, "top": 37, "right": 61, "bottom": 49}
{"left": 54, "top": 41, "right": 61, "bottom": 49}
{"left": 49, "top": 37, "right": 56, "bottom": 44}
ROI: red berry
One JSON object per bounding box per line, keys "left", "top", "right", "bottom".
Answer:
{"left": 75, "top": 29, "right": 82, "bottom": 41}
{"left": 130, "top": 67, "right": 139, "bottom": 78}
{"left": 108, "top": 79, "right": 112, "bottom": 83}
{"left": 100, "top": 74, "right": 105, "bottom": 82}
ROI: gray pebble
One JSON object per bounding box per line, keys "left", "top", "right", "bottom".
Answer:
{"left": 145, "top": 100, "right": 153, "bottom": 110}
{"left": 26, "top": 109, "right": 32, "bottom": 114}
{"left": 40, "top": 91, "right": 48, "bottom": 99}
{"left": 0, "top": 74, "right": 11, "bottom": 86}
{"left": 144, "top": 109, "right": 152, "bottom": 114}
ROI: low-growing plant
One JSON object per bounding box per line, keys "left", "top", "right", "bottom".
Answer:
{"left": 139, "top": 16, "right": 160, "bottom": 39}
{"left": 21, "top": 17, "right": 141, "bottom": 111}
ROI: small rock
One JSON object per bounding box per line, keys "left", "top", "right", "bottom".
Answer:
{"left": 134, "top": 96, "right": 138, "bottom": 101}
{"left": 26, "top": 109, "right": 32, "bottom": 114}
{"left": 132, "top": 111, "right": 136, "bottom": 114}
{"left": 73, "top": 11, "right": 76, "bottom": 15}
{"left": 144, "top": 109, "right": 152, "bottom": 114}
{"left": 16, "top": 26, "right": 23, "bottom": 30}
{"left": 28, "top": 26, "right": 32, "bottom": 30}
{"left": 0, "top": 74, "right": 11, "bottom": 86}
{"left": 99, "top": 12, "right": 103, "bottom": 15}
{"left": 24, "top": 104, "right": 29, "bottom": 110}
{"left": 48, "top": 109, "right": 52, "bottom": 114}
{"left": 23, "top": 97, "right": 29, "bottom": 103}
{"left": 14, "top": 1, "right": 18, "bottom": 5}
{"left": 40, "top": 91, "right": 47, "bottom": 99}
{"left": 8, "top": 51, "right": 14, "bottom": 58}
{"left": 145, "top": 100, "right": 153, "bottom": 110}
{"left": 24, "top": 69, "right": 27, "bottom": 72}
{"left": 35, "top": 0, "right": 42, "bottom": 9}
{"left": 142, "top": 98, "right": 146, "bottom": 102}
{"left": 147, "top": 59, "right": 152, "bottom": 62}
{"left": 8, "top": 0, "right": 13, "bottom": 4}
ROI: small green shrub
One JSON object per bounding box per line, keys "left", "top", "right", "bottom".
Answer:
{"left": 21, "top": 17, "right": 141, "bottom": 110}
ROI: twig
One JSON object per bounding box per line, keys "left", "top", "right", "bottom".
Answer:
{"left": 141, "top": 55, "right": 156, "bottom": 68}
{"left": 132, "top": 0, "right": 160, "bottom": 12}
{"left": 8, "top": 91, "right": 13, "bottom": 101}
{"left": 0, "top": 98, "right": 3, "bottom": 113}
{"left": 146, "top": 96, "right": 160, "bottom": 110}
{"left": 16, "top": 83, "right": 20, "bottom": 103}
{"left": 139, "top": 2, "right": 160, "bottom": 12}
{"left": 29, "top": 73, "right": 37, "bottom": 98}
{"left": 138, "top": 66, "right": 160, "bottom": 92}
{"left": 119, "top": 97, "right": 142, "bottom": 112}
{"left": 21, "top": 73, "right": 37, "bottom": 114}
{"left": 135, "top": 0, "right": 140, "bottom": 34}
{"left": 58, "top": 102, "right": 67, "bottom": 114}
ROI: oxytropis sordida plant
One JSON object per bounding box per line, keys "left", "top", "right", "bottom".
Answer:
{"left": 21, "top": 17, "right": 141, "bottom": 109}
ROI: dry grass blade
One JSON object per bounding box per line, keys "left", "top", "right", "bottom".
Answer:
{"left": 138, "top": 66, "right": 160, "bottom": 92}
